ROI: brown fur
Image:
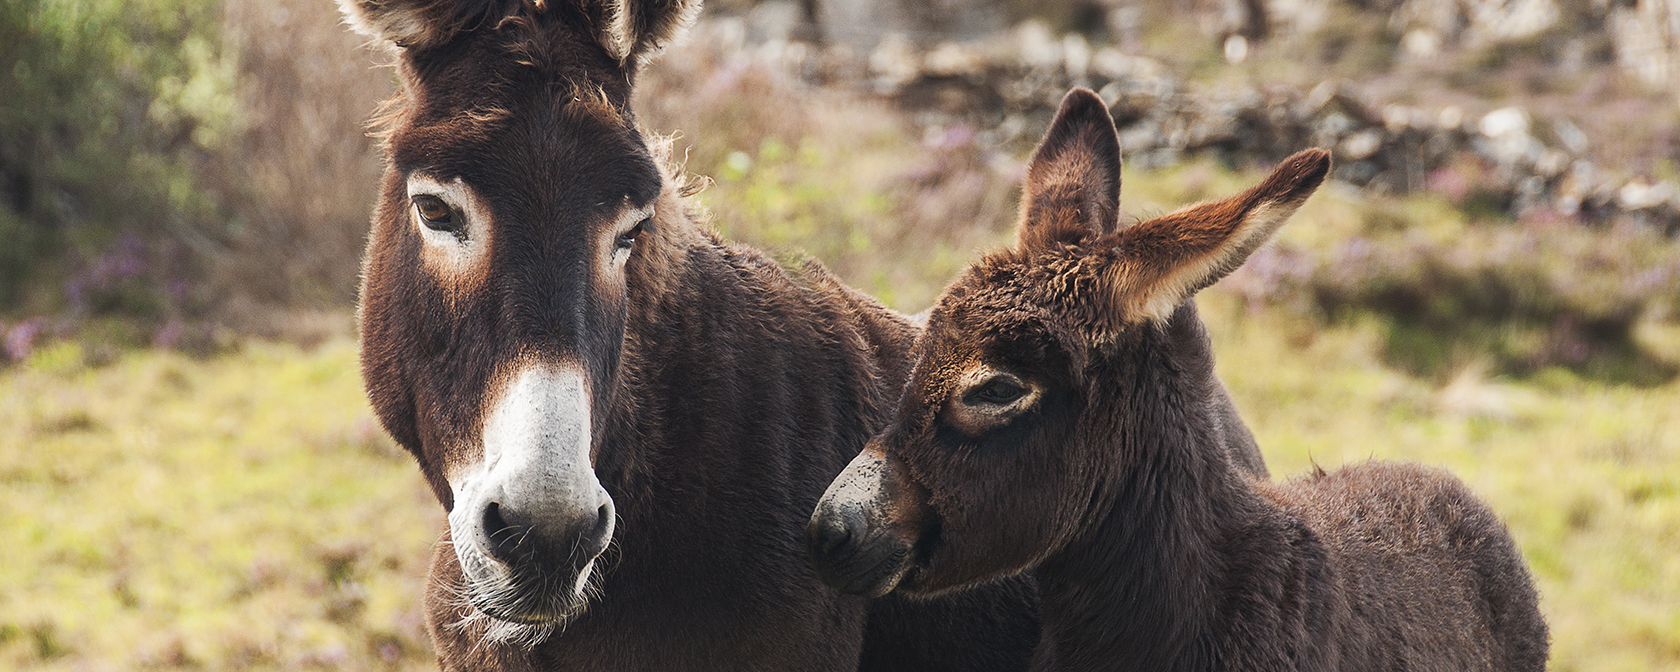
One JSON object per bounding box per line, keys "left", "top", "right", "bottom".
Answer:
{"left": 809, "top": 88, "right": 1548, "bottom": 671}
{"left": 348, "top": 1, "right": 1043, "bottom": 669}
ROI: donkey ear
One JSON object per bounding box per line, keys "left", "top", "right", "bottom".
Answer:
{"left": 1107, "top": 148, "right": 1331, "bottom": 323}
{"left": 338, "top": 0, "right": 699, "bottom": 63}
{"left": 338, "top": 0, "right": 500, "bottom": 51}
{"left": 1017, "top": 88, "right": 1123, "bottom": 251}
{"left": 599, "top": 0, "right": 703, "bottom": 65}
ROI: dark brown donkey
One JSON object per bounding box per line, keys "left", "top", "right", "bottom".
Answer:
{"left": 342, "top": 0, "right": 1043, "bottom": 669}
{"left": 809, "top": 89, "right": 1549, "bottom": 671}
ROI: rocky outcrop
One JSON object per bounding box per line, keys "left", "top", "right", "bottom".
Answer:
{"left": 1609, "top": 0, "right": 1680, "bottom": 95}
{"left": 706, "top": 10, "right": 1680, "bottom": 231}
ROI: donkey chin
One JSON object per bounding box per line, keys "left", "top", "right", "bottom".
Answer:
{"left": 453, "top": 533, "right": 604, "bottom": 626}
{"left": 810, "top": 529, "right": 920, "bottom": 598}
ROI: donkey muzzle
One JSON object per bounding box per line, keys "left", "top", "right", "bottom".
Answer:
{"left": 808, "top": 444, "right": 927, "bottom": 597}
{"left": 448, "top": 363, "right": 615, "bottom": 624}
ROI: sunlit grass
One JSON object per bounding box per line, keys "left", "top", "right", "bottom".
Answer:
{"left": 0, "top": 340, "right": 440, "bottom": 670}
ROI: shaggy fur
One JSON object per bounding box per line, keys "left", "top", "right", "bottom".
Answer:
{"left": 348, "top": 1, "right": 1042, "bottom": 670}
{"left": 809, "top": 89, "right": 1548, "bottom": 671}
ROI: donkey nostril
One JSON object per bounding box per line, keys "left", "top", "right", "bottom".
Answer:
{"left": 580, "top": 500, "right": 615, "bottom": 560}
{"left": 810, "top": 515, "right": 854, "bottom": 556}
{"left": 593, "top": 502, "right": 613, "bottom": 537}
{"left": 483, "top": 501, "right": 524, "bottom": 563}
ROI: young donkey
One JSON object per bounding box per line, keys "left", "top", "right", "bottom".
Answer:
{"left": 342, "top": 0, "right": 1044, "bottom": 669}
{"left": 809, "top": 89, "right": 1548, "bottom": 671}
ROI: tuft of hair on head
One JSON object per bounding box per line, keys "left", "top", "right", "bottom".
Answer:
{"left": 1009, "top": 90, "right": 1332, "bottom": 331}
{"left": 641, "top": 129, "right": 709, "bottom": 198}
{"left": 1015, "top": 88, "right": 1123, "bottom": 251}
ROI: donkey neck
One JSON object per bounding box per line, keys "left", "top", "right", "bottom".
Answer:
{"left": 601, "top": 228, "right": 914, "bottom": 517}
{"left": 1033, "top": 302, "right": 1329, "bottom": 671}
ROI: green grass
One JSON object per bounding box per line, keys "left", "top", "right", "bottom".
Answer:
{"left": 0, "top": 340, "right": 440, "bottom": 670}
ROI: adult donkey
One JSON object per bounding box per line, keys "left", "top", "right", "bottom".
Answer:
{"left": 810, "top": 89, "right": 1548, "bottom": 671}
{"left": 340, "top": 0, "right": 1041, "bottom": 669}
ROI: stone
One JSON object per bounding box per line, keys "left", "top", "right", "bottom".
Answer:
{"left": 1382, "top": 104, "right": 1415, "bottom": 133}
{"left": 868, "top": 32, "right": 920, "bottom": 92}
{"left": 1097, "top": 81, "right": 1124, "bottom": 107}
{"left": 727, "top": 13, "right": 1664, "bottom": 227}
{"left": 1479, "top": 107, "right": 1531, "bottom": 138}
{"left": 1438, "top": 105, "right": 1466, "bottom": 131}
{"left": 1015, "top": 20, "right": 1061, "bottom": 69}
{"left": 922, "top": 41, "right": 987, "bottom": 78}
{"left": 1535, "top": 150, "right": 1570, "bottom": 179}
{"left": 1341, "top": 129, "right": 1384, "bottom": 161}
{"left": 1608, "top": 1, "right": 1680, "bottom": 93}
{"left": 1401, "top": 29, "right": 1443, "bottom": 59}
{"left": 1620, "top": 180, "right": 1679, "bottom": 210}
{"left": 1465, "top": 0, "right": 1560, "bottom": 43}
{"left": 1063, "top": 33, "right": 1092, "bottom": 81}
{"left": 1224, "top": 35, "right": 1249, "bottom": 64}
{"left": 1552, "top": 118, "right": 1589, "bottom": 155}
{"left": 1305, "top": 80, "right": 1339, "bottom": 116}
{"left": 1314, "top": 112, "right": 1356, "bottom": 146}
{"left": 745, "top": 1, "right": 803, "bottom": 44}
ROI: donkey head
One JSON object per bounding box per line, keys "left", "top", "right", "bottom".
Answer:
{"left": 347, "top": 0, "right": 697, "bottom": 626}
{"left": 808, "top": 89, "right": 1329, "bottom": 597}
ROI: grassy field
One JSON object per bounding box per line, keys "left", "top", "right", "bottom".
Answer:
{"left": 4, "top": 295, "right": 1678, "bottom": 670}
{"left": 2, "top": 158, "right": 1677, "bottom": 670}
{"left": 0, "top": 339, "right": 441, "bottom": 670}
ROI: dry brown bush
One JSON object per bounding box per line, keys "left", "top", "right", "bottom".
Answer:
{"left": 218, "top": 0, "right": 393, "bottom": 315}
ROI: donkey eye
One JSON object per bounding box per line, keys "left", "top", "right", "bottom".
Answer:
{"left": 413, "top": 195, "right": 455, "bottom": 230}
{"left": 965, "top": 375, "right": 1028, "bottom": 407}
{"left": 616, "top": 217, "right": 649, "bottom": 251}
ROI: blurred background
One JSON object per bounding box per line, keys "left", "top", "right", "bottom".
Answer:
{"left": 1, "top": 0, "right": 1677, "bottom": 669}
